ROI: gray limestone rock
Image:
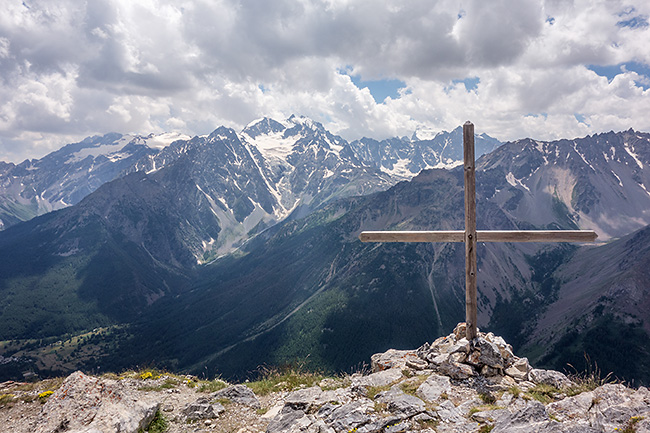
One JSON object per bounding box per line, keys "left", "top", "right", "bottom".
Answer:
{"left": 491, "top": 400, "right": 550, "bottom": 433}
{"left": 384, "top": 420, "right": 412, "bottom": 432}
{"left": 352, "top": 368, "right": 403, "bottom": 391}
{"left": 417, "top": 373, "right": 452, "bottom": 402}
{"left": 435, "top": 399, "right": 466, "bottom": 424}
{"left": 212, "top": 384, "right": 261, "bottom": 408}
{"left": 355, "top": 416, "right": 403, "bottom": 433}
{"left": 266, "top": 409, "right": 313, "bottom": 433}
{"left": 505, "top": 357, "right": 530, "bottom": 381}
{"left": 468, "top": 337, "right": 504, "bottom": 369}
{"left": 486, "top": 374, "right": 518, "bottom": 392}
{"left": 34, "top": 371, "right": 160, "bottom": 433}
{"left": 405, "top": 358, "right": 428, "bottom": 370}
{"left": 547, "top": 383, "right": 650, "bottom": 432}
{"left": 529, "top": 369, "right": 572, "bottom": 388}
{"left": 438, "top": 360, "right": 475, "bottom": 379}
{"left": 371, "top": 349, "right": 419, "bottom": 372}
{"left": 427, "top": 353, "right": 449, "bottom": 366}
{"left": 481, "top": 365, "right": 501, "bottom": 377}
{"left": 376, "top": 388, "right": 426, "bottom": 418}
{"left": 320, "top": 399, "right": 374, "bottom": 432}
{"left": 284, "top": 386, "right": 325, "bottom": 412}
{"left": 182, "top": 397, "right": 225, "bottom": 420}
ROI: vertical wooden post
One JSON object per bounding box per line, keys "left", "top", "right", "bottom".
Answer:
{"left": 463, "top": 121, "right": 478, "bottom": 340}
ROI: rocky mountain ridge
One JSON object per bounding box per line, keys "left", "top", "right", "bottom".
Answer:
{"left": 0, "top": 116, "right": 498, "bottom": 235}
{"left": 478, "top": 128, "right": 650, "bottom": 240}
{"left": 0, "top": 132, "right": 188, "bottom": 230}
{"left": 2, "top": 325, "right": 649, "bottom": 433}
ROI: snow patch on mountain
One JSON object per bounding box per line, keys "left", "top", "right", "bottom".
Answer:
{"left": 144, "top": 132, "right": 191, "bottom": 149}
{"left": 66, "top": 137, "right": 133, "bottom": 163}
{"left": 242, "top": 129, "right": 295, "bottom": 161}
{"left": 506, "top": 172, "right": 530, "bottom": 192}
{"left": 624, "top": 141, "right": 644, "bottom": 169}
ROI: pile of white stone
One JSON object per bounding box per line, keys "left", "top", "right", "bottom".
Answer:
{"left": 373, "top": 323, "right": 572, "bottom": 390}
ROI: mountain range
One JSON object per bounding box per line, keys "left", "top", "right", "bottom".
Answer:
{"left": 0, "top": 118, "right": 648, "bottom": 386}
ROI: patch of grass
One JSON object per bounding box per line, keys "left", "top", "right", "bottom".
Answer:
{"left": 137, "top": 375, "right": 184, "bottom": 392}
{"left": 214, "top": 398, "right": 231, "bottom": 406}
{"left": 319, "top": 376, "right": 351, "bottom": 391}
{"left": 256, "top": 407, "right": 269, "bottom": 415}
{"left": 120, "top": 368, "right": 170, "bottom": 381}
{"left": 508, "top": 385, "right": 521, "bottom": 398}
{"left": 399, "top": 375, "right": 428, "bottom": 396}
{"left": 417, "top": 418, "right": 439, "bottom": 429}
{"left": 478, "top": 425, "right": 494, "bottom": 433}
{"left": 140, "top": 410, "right": 168, "bottom": 433}
{"left": 198, "top": 379, "right": 228, "bottom": 393}
{"left": 618, "top": 416, "right": 644, "bottom": 433}
{"left": 479, "top": 392, "right": 497, "bottom": 404}
{"left": 565, "top": 355, "right": 615, "bottom": 397}
{"left": 373, "top": 401, "right": 388, "bottom": 412}
{"left": 366, "top": 384, "right": 392, "bottom": 400}
{"left": 14, "top": 377, "right": 64, "bottom": 393}
{"left": 246, "top": 366, "right": 326, "bottom": 396}
{"left": 468, "top": 405, "right": 504, "bottom": 417}
{"left": 0, "top": 393, "right": 15, "bottom": 407}
{"left": 526, "top": 384, "right": 561, "bottom": 404}
{"left": 139, "top": 371, "right": 157, "bottom": 380}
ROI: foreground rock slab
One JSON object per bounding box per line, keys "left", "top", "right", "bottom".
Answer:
{"left": 34, "top": 371, "right": 159, "bottom": 433}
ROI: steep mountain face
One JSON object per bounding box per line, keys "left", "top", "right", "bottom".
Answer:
{"left": 0, "top": 118, "right": 500, "bottom": 231}
{"left": 479, "top": 129, "right": 650, "bottom": 240}
{"left": 349, "top": 126, "right": 500, "bottom": 179}
{"left": 125, "top": 119, "right": 395, "bottom": 259}
{"left": 0, "top": 132, "right": 187, "bottom": 230}
{"left": 520, "top": 225, "right": 650, "bottom": 382}
{"left": 239, "top": 115, "right": 394, "bottom": 220}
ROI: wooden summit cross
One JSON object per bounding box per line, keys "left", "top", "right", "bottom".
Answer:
{"left": 359, "top": 121, "right": 597, "bottom": 341}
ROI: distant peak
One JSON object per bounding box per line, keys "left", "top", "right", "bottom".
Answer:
{"left": 208, "top": 126, "right": 239, "bottom": 141}
{"left": 286, "top": 115, "right": 325, "bottom": 131}
{"left": 242, "top": 117, "right": 286, "bottom": 138}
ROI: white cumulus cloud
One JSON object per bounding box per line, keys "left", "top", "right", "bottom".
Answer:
{"left": 0, "top": 0, "right": 648, "bottom": 162}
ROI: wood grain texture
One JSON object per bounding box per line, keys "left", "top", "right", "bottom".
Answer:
{"left": 359, "top": 230, "right": 597, "bottom": 243}
{"left": 463, "top": 121, "right": 478, "bottom": 340}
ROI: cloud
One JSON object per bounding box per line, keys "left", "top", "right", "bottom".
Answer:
{"left": 0, "top": 0, "right": 648, "bottom": 162}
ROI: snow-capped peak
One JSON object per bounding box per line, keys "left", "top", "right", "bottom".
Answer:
{"left": 411, "top": 127, "right": 441, "bottom": 141}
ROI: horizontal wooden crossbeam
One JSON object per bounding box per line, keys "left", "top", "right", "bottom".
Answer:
{"left": 359, "top": 230, "right": 598, "bottom": 243}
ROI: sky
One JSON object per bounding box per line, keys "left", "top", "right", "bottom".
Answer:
{"left": 0, "top": 0, "right": 649, "bottom": 163}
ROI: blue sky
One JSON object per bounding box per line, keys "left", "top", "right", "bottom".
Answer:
{"left": 0, "top": 0, "right": 649, "bottom": 162}
{"left": 349, "top": 76, "right": 408, "bottom": 103}
{"left": 588, "top": 62, "right": 650, "bottom": 90}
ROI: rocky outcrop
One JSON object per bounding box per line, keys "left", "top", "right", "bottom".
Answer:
{"left": 34, "top": 371, "right": 159, "bottom": 433}
{"left": 265, "top": 324, "right": 650, "bottom": 433}
{"left": 5, "top": 324, "right": 650, "bottom": 433}
{"left": 212, "top": 384, "right": 261, "bottom": 408}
